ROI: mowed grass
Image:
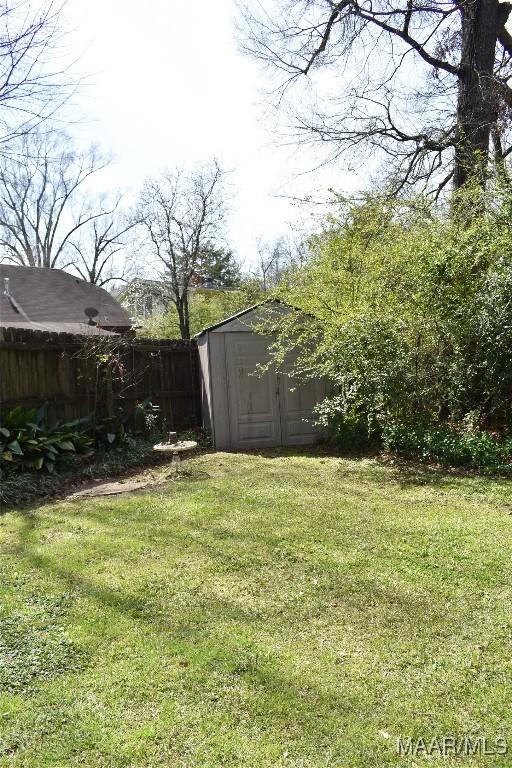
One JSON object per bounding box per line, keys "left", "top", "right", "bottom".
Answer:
{"left": 1, "top": 451, "right": 512, "bottom": 767}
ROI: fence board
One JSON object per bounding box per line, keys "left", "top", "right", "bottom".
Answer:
{"left": 0, "top": 328, "right": 201, "bottom": 430}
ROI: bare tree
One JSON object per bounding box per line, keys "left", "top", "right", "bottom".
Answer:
{"left": 137, "top": 161, "right": 229, "bottom": 339}
{"left": 238, "top": 0, "right": 512, "bottom": 195}
{"left": 0, "top": 130, "right": 115, "bottom": 271}
{"left": 252, "top": 236, "right": 289, "bottom": 290}
{"left": 252, "top": 234, "right": 308, "bottom": 290}
{"left": 0, "top": 1, "right": 73, "bottom": 145}
{"left": 69, "top": 197, "right": 137, "bottom": 287}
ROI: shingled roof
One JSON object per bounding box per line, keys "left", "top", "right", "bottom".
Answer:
{"left": 0, "top": 265, "right": 132, "bottom": 335}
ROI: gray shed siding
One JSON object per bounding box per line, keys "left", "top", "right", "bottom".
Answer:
{"left": 197, "top": 304, "right": 325, "bottom": 451}
{"left": 197, "top": 334, "right": 212, "bottom": 437}
{"left": 199, "top": 330, "right": 232, "bottom": 450}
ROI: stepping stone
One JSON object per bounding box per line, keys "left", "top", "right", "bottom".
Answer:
{"left": 69, "top": 479, "right": 151, "bottom": 498}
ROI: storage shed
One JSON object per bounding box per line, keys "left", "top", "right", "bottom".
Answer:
{"left": 196, "top": 301, "right": 326, "bottom": 450}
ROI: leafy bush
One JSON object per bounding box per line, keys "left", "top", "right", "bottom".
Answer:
{"left": 382, "top": 422, "right": 512, "bottom": 473}
{"left": 94, "top": 399, "right": 162, "bottom": 448}
{"left": 321, "top": 408, "right": 377, "bottom": 452}
{"left": 178, "top": 426, "right": 212, "bottom": 449}
{"left": 0, "top": 405, "right": 93, "bottom": 475}
{"left": 266, "top": 188, "right": 512, "bottom": 467}
{"left": 0, "top": 400, "right": 162, "bottom": 476}
{"left": 0, "top": 437, "right": 158, "bottom": 509}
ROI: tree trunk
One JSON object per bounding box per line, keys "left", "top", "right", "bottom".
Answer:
{"left": 177, "top": 294, "right": 190, "bottom": 339}
{"left": 453, "top": 0, "right": 499, "bottom": 190}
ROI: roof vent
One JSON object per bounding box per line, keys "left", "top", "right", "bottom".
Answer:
{"left": 3, "top": 277, "right": 11, "bottom": 297}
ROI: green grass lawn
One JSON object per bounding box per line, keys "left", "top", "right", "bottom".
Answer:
{"left": 1, "top": 451, "right": 512, "bottom": 767}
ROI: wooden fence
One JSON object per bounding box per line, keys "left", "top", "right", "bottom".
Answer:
{"left": 0, "top": 327, "right": 201, "bottom": 430}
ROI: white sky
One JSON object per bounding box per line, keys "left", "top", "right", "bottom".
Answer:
{"left": 64, "top": 0, "right": 358, "bottom": 269}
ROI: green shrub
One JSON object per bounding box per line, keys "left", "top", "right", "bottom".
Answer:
{"left": 0, "top": 405, "right": 93, "bottom": 475}
{"left": 271, "top": 188, "right": 512, "bottom": 436}
{"left": 382, "top": 422, "right": 512, "bottom": 473}
{"left": 0, "top": 438, "right": 157, "bottom": 509}
{"left": 0, "top": 400, "right": 162, "bottom": 476}
{"left": 93, "top": 399, "right": 162, "bottom": 449}
{"left": 177, "top": 427, "right": 212, "bottom": 449}
{"left": 325, "top": 411, "right": 378, "bottom": 452}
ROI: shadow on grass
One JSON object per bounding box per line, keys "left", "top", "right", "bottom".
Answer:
{"left": 11, "top": 512, "right": 262, "bottom": 632}
{"left": 8, "top": 482, "right": 501, "bottom": 764}
{"left": 12, "top": 500, "right": 454, "bottom": 641}
{"left": 227, "top": 443, "right": 512, "bottom": 490}
{"left": 6, "top": 514, "right": 381, "bottom": 747}
{"left": 372, "top": 455, "right": 512, "bottom": 490}
{"left": 229, "top": 443, "right": 375, "bottom": 461}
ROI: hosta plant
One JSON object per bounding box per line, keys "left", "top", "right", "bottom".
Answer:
{"left": 0, "top": 405, "right": 94, "bottom": 475}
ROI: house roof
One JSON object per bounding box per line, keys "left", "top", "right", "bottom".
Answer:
{"left": 0, "top": 265, "right": 132, "bottom": 334}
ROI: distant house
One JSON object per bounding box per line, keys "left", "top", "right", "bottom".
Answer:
{"left": 117, "top": 274, "right": 228, "bottom": 323}
{"left": 0, "top": 265, "right": 132, "bottom": 336}
{"left": 115, "top": 278, "right": 171, "bottom": 323}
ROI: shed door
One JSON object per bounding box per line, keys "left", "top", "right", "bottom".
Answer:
{"left": 225, "top": 333, "right": 323, "bottom": 450}
{"left": 225, "top": 333, "right": 282, "bottom": 449}
{"left": 278, "top": 366, "right": 324, "bottom": 446}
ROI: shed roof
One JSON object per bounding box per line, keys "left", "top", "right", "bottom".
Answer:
{"left": 195, "top": 299, "right": 285, "bottom": 338}
{"left": 0, "top": 265, "right": 131, "bottom": 334}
